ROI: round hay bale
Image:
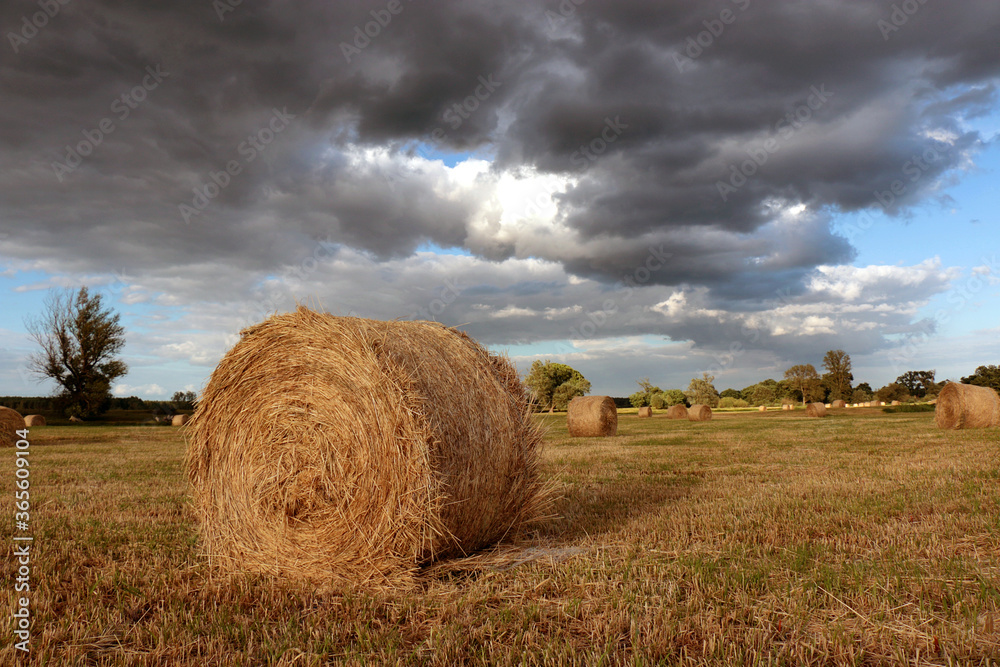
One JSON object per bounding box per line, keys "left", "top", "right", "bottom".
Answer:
{"left": 781, "top": 404, "right": 792, "bottom": 411}
{"left": 935, "top": 383, "right": 1000, "bottom": 430}
{"left": 23, "top": 415, "right": 46, "bottom": 427}
{"left": 688, "top": 404, "right": 712, "bottom": 421}
{"left": 665, "top": 404, "right": 688, "bottom": 420}
{"left": 805, "top": 402, "right": 827, "bottom": 418}
{"left": 637, "top": 406, "right": 652, "bottom": 418}
{"left": 186, "top": 307, "right": 545, "bottom": 586}
{"left": 172, "top": 414, "right": 190, "bottom": 426}
{"left": 69, "top": 415, "right": 83, "bottom": 423}
{"left": 831, "top": 400, "right": 846, "bottom": 409}
{"left": 567, "top": 396, "right": 618, "bottom": 437}
{"left": 891, "top": 400, "right": 901, "bottom": 406}
{"left": 1, "top": 406, "right": 25, "bottom": 447}
{"left": 758, "top": 406, "right": 767, "bottom": 412}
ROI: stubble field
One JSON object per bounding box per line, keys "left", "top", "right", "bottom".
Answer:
{"left": 2, "top": 408, "right": 999, "bottom": 665}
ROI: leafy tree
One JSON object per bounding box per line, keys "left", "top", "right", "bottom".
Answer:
{"left": 524, "top": 360, "right": 591, "bottom": 412}
{"left": 895, "top": 370, "right": 937, "bottom": 398}
{"left": 876, "top": 383, "right": 909, "bottom": 403}
{"left": 171, "top": 391, "right": 198, "bottom": 410}
{"left": 629, "top": 378, "right": 662, "bottom": 408}
{"left": 821, "top": 350, "right": 853, "bottom": 400}
{"left": 784, "top": 364, "right": 822, "bottom": 404}
{"left": 960, "top": 365, "right": 1000, "bottom": 393}
{"left": 745, "top": 379, "right": 779, "bottom": 406}
{"left": 649, "top": 392, "right": 667, "bottom": 409}
{"left": 685, "top": 373, "right": 720, "bottom": 407}
{"left": 720, "top": 388, "right": 741, "bottom": 400}
{"left": 26, "top": 287, "right": 128, "bottom": 418}
{"left": 660, "top": 389, "right": 687, "bottom": 407}
{"left": 856, "top": 382, "right": 873, "bottom": 395}
{"left": 851, "top": 386, "right": 873, "bottom": 403}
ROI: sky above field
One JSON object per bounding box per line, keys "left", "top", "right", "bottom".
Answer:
{"left": 1, "top": 0, "right": 999, "bottom": 399}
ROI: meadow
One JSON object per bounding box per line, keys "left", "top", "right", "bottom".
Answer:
{"left": 2, "top": 408, "right": 999, "bottom": 665}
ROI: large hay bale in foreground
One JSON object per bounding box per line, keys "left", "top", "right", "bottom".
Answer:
{"left": 831, "top": 400, "right": 846, "bottom": 409}
{"left": 688, "top": 404, "right": 712, "bottom": 421}
{"left": 567, "top": 396, "right": 617, "bottom": 437}
{"left": 23, "top": 415, "right": 46, "bottom": 427}
{"left": 637, "top": 406, "right": 652, "bottom": 418}
{"left": 666, "top": 404, "right": 688, "bottom": 420}
{"left": 172, "top": 414, "right": 190, "bottom": 426}
{"left": 186, "top": 307, "right": 545, "bottom": 586}
{"left": 935, "top": 383, "right": 1000, "bottom": 430}
{"left": 1, "top": 407, "right": 25, "bottom": 447}
{"left": 805, "top": 402, "right": 827, "bottom": 418}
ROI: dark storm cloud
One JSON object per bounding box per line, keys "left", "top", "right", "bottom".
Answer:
{"left": 0, "top": 0, "right": 996, "bottom": 310}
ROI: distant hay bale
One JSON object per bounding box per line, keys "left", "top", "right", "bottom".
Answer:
{"left": 758, "top": 406, "right": 767, "bottom": 412}
{"left": 186, "top": 307, "right": 545, "bottom": 586}
{"left": 172, "top": 414, "right": 190, "bottom": 426}
{"left": 688, "top": 404, "right": 712, "bottom": 421}
{"left": 666, "top": 404, "right": 688, "bottom": 420}
{"left": 831, "top": 400, "right": 846, "bottom": 409}
{"left": 567, "top": 396, "right": 618, "bottom": 437}
{"left": 935, "top": 383, "right": 1000, "bottom": 430}
{"left": 1, "top": 407, "right": 25, "bottom": 447}
{"left": 24, "top": 415, "right": 46, "bottom": 427}
{"left": 782, "top": 404, "right": 792, "bottom": 411}
{"left": 805, "top": 402, "right": 827, "bottom": 418}
{"left": 69, "top": 415, "right": 83, "bottom": 423}
{"left": 637, "top": 406, "right": 652, "bottom": 418}
{"left": 891, "top": 400, "right": 901, "bottom": 406}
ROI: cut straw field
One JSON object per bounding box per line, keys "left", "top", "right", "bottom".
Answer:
{"left": 2, "top": 409, "right": 999, "bottom": 665}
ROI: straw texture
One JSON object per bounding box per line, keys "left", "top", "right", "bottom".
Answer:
{"left": 1, "top": 406, "right": 24, "bottom": 447}
{"left": 637, "top": 407, "right": 652, "bottom": 418}
{"left": 186, "top": 307, "right": 546, "bottom": 586}
{"left": 805, "top": 402, "right": 827, "bottom": 418}
{"left": 935, "top": 383, "right": 1000, "bottom": 430}
{"left": 566, "top": 396, "right": 617, "bottom": 437}
{"left": 666, "top": 405, "right": 688, "bottom": 420}
{"left": 688, "top": 405, "right": 712, "bottom": 421}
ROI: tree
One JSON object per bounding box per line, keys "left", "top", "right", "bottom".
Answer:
{"left": 960, "top": 365, "right": 1000, "bottom": 393}
{"left": 26, "top": 287, "right": 128, "bottom": 418}
{"left": 876, "top": 383, "right": 909, "bottom": 403}
{"left": 685, "top": 373, "right": 720, "bottom": 407}
{"left": 851, "top": 385, "right": 873, "bottom": 403}
{"left": 524, "top": 360, "right": 591, "bottom": 412}
{"left": 629, "top": 378, "right": 662, "bottom": 408}
{"left": 720, "top": 388, "right": 741, "bottom": 400}
{"left": 784, "top": 364, "right": 821, "bottom": 405}
{"left": 896, "top": 370, "right": 937, "bottom": 398}
{"left": 744, "top": 379, "right": 778, "bottom": 406}
{"left": 660, "top": 389, "right": 687, "bottom": 407}
{"left": 171, "top": 391, "right": 198, "bottom": 410}
{"left": 822, "top": 350, "right": 853, "bottom": 400}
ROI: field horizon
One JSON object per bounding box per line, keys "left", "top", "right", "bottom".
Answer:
{"left": 3, "top": 409, "right": 999, "bottom": 665}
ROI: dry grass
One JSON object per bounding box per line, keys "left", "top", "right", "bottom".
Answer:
{"left": 186, "top": 307, "right": 545, "bottom": 587}
{"left": 2, "top": 410, "right": 1000, "bottom": 665}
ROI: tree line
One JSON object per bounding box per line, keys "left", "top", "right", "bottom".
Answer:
{"left": 525, "top": 352, "right": 1000, "bottom": 411}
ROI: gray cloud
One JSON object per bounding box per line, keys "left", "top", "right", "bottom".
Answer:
{"left": 0, "top": 0, "right": 997, "bottom": 393}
